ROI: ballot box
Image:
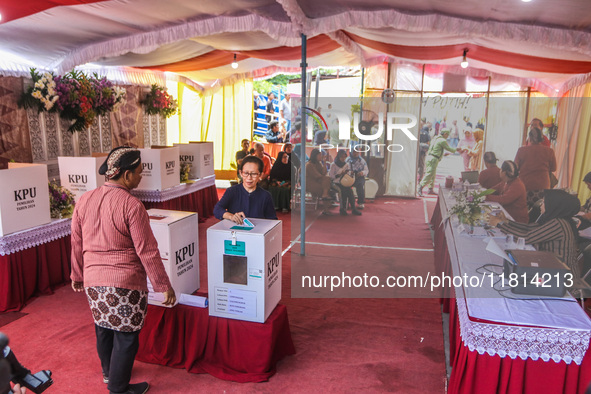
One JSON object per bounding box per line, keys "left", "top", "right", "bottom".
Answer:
{"left": 136, "top": 147, "right": 180, "bottom": 190}
{"left": 174, "top": 142, "right": 214, "bottom": 180}
{"left": 146, "top": 209, "right": 199, "bottom": 307}
{"left": 0, "top": 163, "right": 51, "bottom": 236}
{"left": 207, "top": 218, "right": 282, "bottom": 323}
{"left": 58, "top": 156, "right": 105, "bottom": 201}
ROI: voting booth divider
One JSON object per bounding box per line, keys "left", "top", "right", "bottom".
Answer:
{"left": 207, "top": 218, "right": 282, "bottom": 323}
{"left": 137, "top": 147, "right": 180, "bottom": 190}
{"left": 57, "top": 156, "right": 105, "bottom": 202}
{"left": 174, "top": 142, "right": 214, "bottom": 180}
{"left": 146, "top": 209, "right": 200, "bottom": 307}
{"left": 0, "top": 163, "right": 51, "bottom": 236}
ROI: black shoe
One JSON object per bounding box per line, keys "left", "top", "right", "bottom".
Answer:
{"left": 352, "top": 210, "right": 362, "bottom": 216}
{"left": 417, "top": 187, "right": 423, "bottom": 197}
{"left": 110, "top": 382, "right": 149, "bottom": 394}
{"left": 340, "top": 210, "right": 348, "bottom": 216}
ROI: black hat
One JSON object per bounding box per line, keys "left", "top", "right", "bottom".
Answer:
{"left": 583, "top": 171, "right": 591, "bottom": 184}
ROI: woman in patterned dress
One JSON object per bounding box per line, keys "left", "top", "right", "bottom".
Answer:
{"left": 70, "top": 146, "right": 176, "bottom": 394}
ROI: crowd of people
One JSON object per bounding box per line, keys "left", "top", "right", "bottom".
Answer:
{"left": 220, "top": 132, "right": 369, "bottom": 220}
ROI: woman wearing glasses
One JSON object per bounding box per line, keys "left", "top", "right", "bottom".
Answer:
{"left": 214, "top": 155, "right": 277, "bottom": 224}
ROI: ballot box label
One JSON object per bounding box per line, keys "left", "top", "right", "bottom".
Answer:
{"left": 214, "top": 287, "right": 257, "bottom": 317}
{"left": 224, "top": 240, "right": 246, "bottom": 256}
{"left": 249, "top": 268, "right": 263, "bottom": 279}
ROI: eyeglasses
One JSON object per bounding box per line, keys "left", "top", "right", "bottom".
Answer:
{"left": 242, "top": 172, "right": 260, "bottom": 178}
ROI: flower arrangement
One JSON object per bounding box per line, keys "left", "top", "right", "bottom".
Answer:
{"left": 48, "top": 180, "right": 76, "bottom": 219}
{"left": 180, "top": 163, "right": 191, "bottom": 183}
{"left": 17, "top": 68, "right": 60, "bottom": 112}
{"left": 19, "top": 68, "right": 127, "bottom": 133}
{"left": 140, "top": 84, "right": 178, "bottom": 118}
{"left": 92, "top": 75, "right": 127, "bottom": 116}
{"left": 449, "top": 188, "right": 495, "bottom": 226}
{"left": 54, "top": 70, "right": 97, "bottom": 132}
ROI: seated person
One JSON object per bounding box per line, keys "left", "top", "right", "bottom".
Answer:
{"left": 329, "top": 150, "right": 361, "bottom": 216}
{"left": 314, "top": 129, "right": 328, "bottom": 146}
{"left": 486, "top": 160, "right": 528, "bottom": 223}
{"left": 478, "top": 151, "right": 502, "bottom": 189}
{"left": 489, "top": 189, "right": 581, "bottom": 277}
{"left": 214, "top": 156, "right": 277, "bottom": 224}
{"left": 266, "top": 121, "right": 284, "bottom": 143}
{"left": 306, "top": 148, "right": 334, "bottom": 215}
{"left": 268, "top": 151, "right": 293, "bottom": 213}
{"left": 347, "top": 150, "right": 369, "bottom": 209}
{"left": 235, "top": 139, "right": 250, "bottom": 179}
{"left": 253, "top": 142, "right": 272, "bottom": 188}
{"left": 283, "top": 143, "right": 300, "bottom": 169}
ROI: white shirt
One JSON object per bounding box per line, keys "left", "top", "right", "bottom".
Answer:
{"left": 280, "top": 98, "right": 291, "bottom": 121}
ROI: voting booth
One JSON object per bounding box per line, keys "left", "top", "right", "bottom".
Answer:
{"left": 58, "top": 156, "right": 105, "bottom": 201}
{"left": 137, "top": 147, "right": 180, "bottom": 190}
{"left": 0, "top": 163, "right": 51, "bottom": 236}
{"left": 174, "top": 142, "right": 214, "bottom": 180}
{"left": 146, "top": 209, "right": 199, "bottom": 307}
{"left": 207, "top": 218, "right": 282, "bottom": 323}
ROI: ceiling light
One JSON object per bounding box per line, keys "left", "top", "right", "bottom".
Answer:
{"left": 521, "top": 0, "right": 532, "bottom": 2}
{"left": 231, "top": 54, "right": 238, "bottom": 69}
{"left": 0, "top": 13, "right": 2, "bottom": 22}
{"left": 460, "top": 49, "right": 469, "bottom": 69}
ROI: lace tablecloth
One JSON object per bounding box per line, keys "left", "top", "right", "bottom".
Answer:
{"left": 439, "top": 188, "right": 591, "bottom": 365}
{"left": 131, "top": 175, "right": 216, "bottom": 202}
{"left": 0, "top": 219, "right": 72, "bottom": 256}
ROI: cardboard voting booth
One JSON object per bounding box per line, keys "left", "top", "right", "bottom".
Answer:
{"left": 58, "top": 156, "right": 105, "bottom": 202}
{"left": 207, "top": 218, "right": 282, "bottom": 323}
{"left": 136, "top": 147, "right": 180, "bottom": 190}
{"left": 146, "top": 209, "right": 199, "bottom": 307}
{"left": 0, "top": 163, "right": 51, "bottom": 236}
{"left": 174, "top": 142, "right": 214, "bottom": 180}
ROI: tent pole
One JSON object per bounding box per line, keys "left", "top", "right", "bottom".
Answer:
{"left": 300, "top": 34, "right": 308, "bottom": 256}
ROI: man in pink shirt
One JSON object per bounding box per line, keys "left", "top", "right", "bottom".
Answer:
{"left": 71, "top": 146, "right": 175, "bottom": 394}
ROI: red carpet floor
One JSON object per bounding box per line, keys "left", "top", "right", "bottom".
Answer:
{"left": 0, "top": 196, "right": 446, "bottom": 393}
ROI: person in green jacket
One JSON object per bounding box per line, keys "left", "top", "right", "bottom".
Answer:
{"left": 418, "top": 128, "right": 462, "bottom": 196}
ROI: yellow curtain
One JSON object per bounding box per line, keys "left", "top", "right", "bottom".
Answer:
{"left": 554, "top": 85, "right": 591, "bottom": 194}
{"left": 199, "top": 79, "right": 254, "bottom": 171}
{"left": 565, "top": 83, "right": 591, "bottom": 203}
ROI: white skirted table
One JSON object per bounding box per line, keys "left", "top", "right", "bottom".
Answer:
{"left": 432, "top": 188, "right": 591, "bottom": 393}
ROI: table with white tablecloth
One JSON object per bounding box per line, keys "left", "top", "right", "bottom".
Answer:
{"left": 433, "top": 188, "right": 591, "bottom": 393}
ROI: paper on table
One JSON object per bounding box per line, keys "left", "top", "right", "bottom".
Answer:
{"left": 179, "top": 293, "right": 208, "bottom": 308}
{"left": 485, "top": 238, "right": 511, "bottom": 261}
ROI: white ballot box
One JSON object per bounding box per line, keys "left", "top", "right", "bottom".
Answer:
{"left": 174, "top": 142, "right": 214, "bottom": 180}
{"left": 136, "top": 147, "right": 180, "bottom": 190}
{"left": 58, "top": 156, "right": 105, "bottom": 202}
{"left": 0, "top": 163, "right": 51, "bottom": 236}
{"left": 207, "top": 218, "right": 282, "bottom": 323}
{"left": 146, "top": 209, "right": 199, "bottom": 307}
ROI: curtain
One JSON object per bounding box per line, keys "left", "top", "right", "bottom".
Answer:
{"left": 560, "top": 84, "right": 591, "bottom": 201}
{"left": 555, "top": 85, "right": 588, "bottom": 191}
{"left": 197, "top": 79, "right": 253, "bottom": 171}
{"left": 110, "top": 85, "right": 144, "bottom": 148}
{"left": 485, "top": 93, "right": 527, "bottom": 163}
{"left": 384, "top": 92, "right": 421, "bottom": 196}
{"left": 0, "top": 76, "right": 32, "bottom": 163}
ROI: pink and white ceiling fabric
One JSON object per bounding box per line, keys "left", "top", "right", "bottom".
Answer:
{"left": 1, "top": 0, "right": 591, "bottom": 93}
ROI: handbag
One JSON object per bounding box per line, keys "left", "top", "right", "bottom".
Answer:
{"left": 549, "top": 172, "right": 558, "bottom": 188}
{"left": 339, "top": 171, "right": 355, "bottom": 187}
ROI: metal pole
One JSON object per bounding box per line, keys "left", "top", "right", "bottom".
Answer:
{"left": 300, "top": 34, "right": 308, "bottom": 256}
{"left": 314, "top": 67, "right": 321, "bottom": 109}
